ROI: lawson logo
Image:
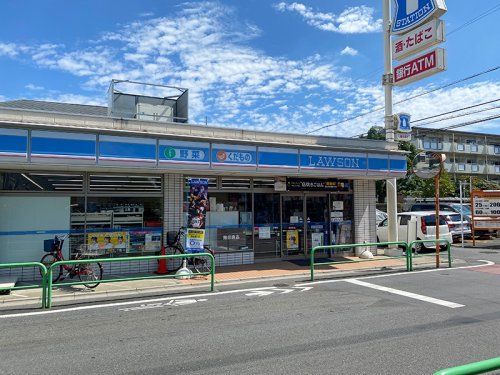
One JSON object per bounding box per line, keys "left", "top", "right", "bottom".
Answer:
{"left": 392, "top": 0, "right": 445, "bottom": 34}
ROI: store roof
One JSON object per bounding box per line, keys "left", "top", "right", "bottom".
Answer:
{"left": 0, "top": 100, "right": 107, "bottom": 117}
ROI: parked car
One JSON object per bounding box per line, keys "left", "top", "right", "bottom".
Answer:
{"left": 442, "top": 212, "right": 471, "bottom": 242}
{"left": 409, "top": 202, "right": 471, "bottom": 220}
{"left": 377, "top": 211, "right": 453, "bottom": 252}
{"left": 376, "top": 209, "right": 388, "bottom": 225}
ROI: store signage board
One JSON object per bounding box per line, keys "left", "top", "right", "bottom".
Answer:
{"left": 396, "top": 132, "right": 412, "bottom": 141}
{"left": 393, "top": 48, "right": 446, "bottom": 86}
{"left": 474, "top": 220, "right": 500, "bottom": 229}
{"left": 286, "top": 178, "right": 350, "bottom": 192}
{"left": 212, "top": 143, "right": 257, "bottom": 169}
{"left": 300, "top": 150, "right": 367, "bottom": 172}
{"left": 393, "top": 19, "right": 445, "bottom": 60}
{"left": 99, "top": 135, "right": 156, "bottom": 165}
{"left": 392, "top": 0, "right": 447, "bottom": 35}
{"left": 258, "top": 147, "right": 299, "bottom": 170}
{"left": 0, "top": 128, "right": 28, "bottom": 160}
{"left": 159, "top": 140, "right": 210, "bottom": 168}
{"left": 31, "top": 130, "right": 96, "bottom": 164}
{"left": 472, "top": 191, "right": 500, "bottom": 217}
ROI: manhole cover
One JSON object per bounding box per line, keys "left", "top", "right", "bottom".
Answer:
{"left": 479, "top": 251, "right": 499, "bottom": 254}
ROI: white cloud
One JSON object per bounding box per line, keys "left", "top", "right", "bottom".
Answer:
{"left": 0, "top": 42, "right": 21, "bottom": 57}
{"left": 139, "top": 12, "right": 154, "bottom": 17}
{"left": 340, "top": 46, "right": 358, "bottom": 56}
{"left": 274, "top": 3, "right": 382, "bottom": 33}
{"left": 25, "top": 84, "right": 44, "bottom": 90}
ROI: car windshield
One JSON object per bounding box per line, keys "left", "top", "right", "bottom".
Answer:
{"left": 451, "top": 204, "right": 471, "bottom": 215}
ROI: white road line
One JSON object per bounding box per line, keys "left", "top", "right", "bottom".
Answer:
{"left": 345, "top": 279, "right": 465, "bottom": 309}
{"left": 0, "top": 286, "right": 279, "bottom": 319}
{"left": 296, "top": 260, "right": 495, "bottom": 287}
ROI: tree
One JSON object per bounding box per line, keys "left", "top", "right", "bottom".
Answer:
{"left": 366, "top": 126, "right": 385, "bottom": 140}
{"left": 419, "top": 170, "right": 457, "bottom": 198}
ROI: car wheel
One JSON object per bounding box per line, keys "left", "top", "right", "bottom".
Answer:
{"left": 412, "top": 241, "right": 423, "bottom": 253}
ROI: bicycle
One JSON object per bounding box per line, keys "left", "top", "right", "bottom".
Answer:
{"left": 40, "top": 234, "right": 103, "bottom": 288}
{"left": 166, "top": 227, "right": 214, "bottom": 274}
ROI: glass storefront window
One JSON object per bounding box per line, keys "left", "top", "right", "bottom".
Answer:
{"left": 206, "top": 192, "right": 252, "bottom": 252}
{"left": 254, "top": 193, "right": 280, "bottom": 258}
{"left": 83, "top": 197, "right": 163, "bottom": 257}
{"left": 0, "top": 172, "right": 84, "bottom": 191}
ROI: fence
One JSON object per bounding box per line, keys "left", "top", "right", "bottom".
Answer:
{"left": 434, "top": 356, "right": 500, "bottom": 375}
{"left": 310, "top": 241, "right": 409, "bottom": 281}
{"left": 408, "top": 239, "right": 452, "bottom": 271}
{"left": 45, "top": 253, "right": 215, "bottom": 308}
{"left": 0, "top": 262, "right": 48, "bottom": 308}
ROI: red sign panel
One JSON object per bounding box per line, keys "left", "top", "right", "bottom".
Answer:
{"left": 393, "top": 48, "right": 446, "bottom": 86}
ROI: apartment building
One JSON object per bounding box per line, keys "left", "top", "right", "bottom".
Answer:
{"left": 412, "top": 127, "right": 500, "bottom": 182}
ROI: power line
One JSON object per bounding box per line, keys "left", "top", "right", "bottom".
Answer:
{"left": 447, "top": 4, "right": 500, "bottom": 36}
{"left": 306, "top": 65, "right": 500, "bottom": 134}
{"left": 412, "top": 98, "right": 500, "bottom": 123}
{"left": 415, "top": 113, "right": 500, "bottom": 133}
{"left": 417, "top": 105, "right": 500, "bottom": 127}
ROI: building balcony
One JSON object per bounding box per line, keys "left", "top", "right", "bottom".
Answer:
{"left": 454, "top": 144, "right": 486, "bottom": 155}
{"left": 486, "top": 145, "right": 500, "bottom": 157}
{"left": 486, "top": 165, "right": 500, "bottom": 176}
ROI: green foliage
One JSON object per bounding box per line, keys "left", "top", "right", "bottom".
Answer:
{"left": 366, "top": 126, "right": 385, "bottom": 140}
{"left": 419, "top": 170, "right": 457, "bottom": 198}
{"left": 470, "top": 177, "right": 500, "bottom": 191}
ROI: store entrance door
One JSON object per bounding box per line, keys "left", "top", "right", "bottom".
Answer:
{"left": 281, "top": 195, "right": 304, "bottom": 257}
{"left": 305, "top": 195, "right": 329, "bottom": 255}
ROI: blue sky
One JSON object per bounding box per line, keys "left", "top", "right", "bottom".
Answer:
{"left": 0, "top": 0, "right": 499, "bottom": 136}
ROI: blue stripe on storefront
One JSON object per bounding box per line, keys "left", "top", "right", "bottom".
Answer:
{"left": 0, "top": 134, "right": 28, "bottom": 154}
{"left": 258, "top": 151, "right": 298, "bottom": 168}
{"left": 99, "top": 141, "right": 156, "bottom": 160}
{"left": 368, "top": 158, "right": 389, "bottom": 171}
{"left": 390, "top": 158, "right": 407, "bottom": 171}
{"left": 31, "top": 136, "right": 96, "bottom": 157}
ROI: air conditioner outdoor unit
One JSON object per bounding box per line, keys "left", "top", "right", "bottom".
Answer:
{"left": 136, "top": 102, "right": 173, "bottom": 122}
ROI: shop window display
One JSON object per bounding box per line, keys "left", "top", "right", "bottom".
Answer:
{"left": 184, "top": 191, "right": 253, "bottom": 252}
{"left": 83, "top": 197, "right": 163, "bottom": 257}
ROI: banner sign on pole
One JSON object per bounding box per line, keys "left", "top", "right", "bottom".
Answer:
{"left": 392, "top": 0, "right": 447, "bottom": 35}
{"left": 393, "top": 48, "right": 446, "bottom": 86}
{"left": 186, "top": 178, "right": 209, "bottom": 253}
{"left": 393, "top": 19, "right": 445, "bottom": 60}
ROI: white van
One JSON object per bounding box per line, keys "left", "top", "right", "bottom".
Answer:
{"left": 377, "top": 211, "right": 453, "bottom": 251}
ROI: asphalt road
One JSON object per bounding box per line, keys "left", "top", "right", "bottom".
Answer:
{"left": 0, "top": 246, "right": 499, "bottom": 375}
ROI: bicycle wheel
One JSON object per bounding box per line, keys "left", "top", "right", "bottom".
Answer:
{"left": 166, "top": 245, "right": 184, "bottom": 272}
{"left": 193, "top": 257, "right": 211, "bottom": 274}
{"left": 40, "top": 253, "right": 63, "bottom": 283}
{"left": 78, "top": 262, "right": 103, "bottom": 289}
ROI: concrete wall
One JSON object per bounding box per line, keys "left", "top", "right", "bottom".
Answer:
{"left": 353, "top": 180, "right": 377, "bottom": 255}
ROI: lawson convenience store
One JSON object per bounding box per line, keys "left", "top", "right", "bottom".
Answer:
{"left": 0, "top": 100, "right": 407, "bottom": 276}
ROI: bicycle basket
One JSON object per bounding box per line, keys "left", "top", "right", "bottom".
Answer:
{"left": 43, "top": 239, "right": 57, "bottom": 252}
{"left": 167, "top": 231, "right": 177, "bottom": 246}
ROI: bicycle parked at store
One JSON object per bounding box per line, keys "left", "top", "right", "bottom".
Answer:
{"left": 40, "top": 234, "right": 103, "bottom": 288}
{"left": 166, "top": 227, "right": 214, "bottom": 274}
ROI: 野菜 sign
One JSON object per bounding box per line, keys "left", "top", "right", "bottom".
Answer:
{"left": 393, "top": 19, "right": 445, "bottom": 60}
{"left": 393, "top": 48, "right": 446, "bottom": 86}
{"left": 392, "top": 0, "right": 447, "bottom": 35}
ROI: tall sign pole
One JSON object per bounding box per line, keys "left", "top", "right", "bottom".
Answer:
{"left": 383, "top": 0, "right": 399, "bottom": 247}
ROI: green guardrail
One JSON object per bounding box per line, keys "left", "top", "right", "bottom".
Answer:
{"left": 45, "top": 252, "right": 215, "bottom": 308}
{"left": 434, "top": 356, "right": 500, "bottom": 375}
{"left": 310, "top": 241, "right": 409, "bottom": 281}
{"left": 407, "top": 239, "right": 451, "bottom": 271}
{"left": 0, "top": 262, "right": 48, "bottom": 309}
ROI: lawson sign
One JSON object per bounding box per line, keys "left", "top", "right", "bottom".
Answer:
{"left": 392, "top": 0, "right": 447, "bottom": 34}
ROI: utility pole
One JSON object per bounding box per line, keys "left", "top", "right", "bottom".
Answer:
{"left": 383, "top": 0, "right": 399, "bottom": 248}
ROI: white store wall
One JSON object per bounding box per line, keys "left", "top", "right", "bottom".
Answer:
{"left": 0, "top": 196, "right": 70, "bottom": 263}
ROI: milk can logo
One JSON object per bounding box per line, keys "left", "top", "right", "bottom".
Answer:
{"left": 392, "top": 0, "right": 445, "bottom": 34}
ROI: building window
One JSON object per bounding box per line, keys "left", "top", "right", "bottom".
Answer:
{"left": 458, "top": 164, "right": 466, "bottom": 171}
{"left": 457, "top": 144, "right": 465, "bottom": 151}
{"left": 496, "top": 166, "right": 500, "bottom": 173}
{"left": 423, "top": 141, "right": 431, "bottom": 150}
{"left": 470, "top": 144, "right": 478, "bottom": 152}
{"left": 494, "top": 145, "right": 500, "bottom": 154}
{"left": 0, "top": 172, "right": 84, "bottom": 192}
{"left": 471, "top": 164, "right": 479, "bottom": 172}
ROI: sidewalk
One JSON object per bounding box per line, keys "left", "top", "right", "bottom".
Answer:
{"left": 0, "top": 253, "right": 461, "bottom": 309}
